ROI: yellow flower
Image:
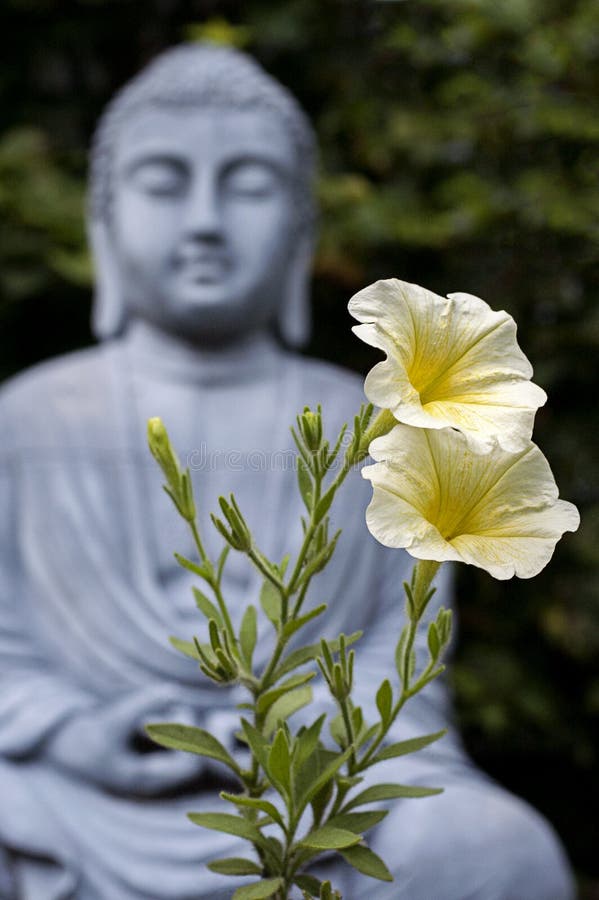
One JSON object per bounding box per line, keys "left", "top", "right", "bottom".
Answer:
{"left": 362, "top": 425, "right": 579, "bottom": 579}
{"left": 349, "top": 279, "right": 547, "bottom": 453}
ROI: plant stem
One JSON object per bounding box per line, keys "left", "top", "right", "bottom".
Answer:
{"left": 189, "top": 519, "right": 237, "bottom": 648}
{"left": 357, "top": 559, "right": 440, "bottom": 770}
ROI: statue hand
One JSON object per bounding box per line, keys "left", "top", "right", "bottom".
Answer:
{"left": 45, "top": 686, "right": 203, "bottom": 795}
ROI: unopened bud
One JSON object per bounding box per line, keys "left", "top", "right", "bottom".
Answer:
{"left": 147, "top": 417, "right": 180, "bottom": 491}
{"left": 301, "top": 408, "right": 323, "bottom": 453}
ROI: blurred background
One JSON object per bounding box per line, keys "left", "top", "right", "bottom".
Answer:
{"left": 0, "top": 0, "right": 597, "bottom": 894}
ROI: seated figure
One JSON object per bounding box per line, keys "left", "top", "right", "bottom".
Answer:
{"left": 0, "top": 44, "right": 575, "bottom": 899}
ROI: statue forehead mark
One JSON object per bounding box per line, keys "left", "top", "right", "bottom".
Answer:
{"left": 115, "top": 107, "right": 297, "bottom": 171}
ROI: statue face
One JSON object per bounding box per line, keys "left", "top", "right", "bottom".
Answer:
{"left": 111, "top": 107, "right": 298, "bottom": 343}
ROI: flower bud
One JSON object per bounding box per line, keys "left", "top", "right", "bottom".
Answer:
{"left": 300, "top": 408, "right": 323, "bottom": 453}
{"left": 147, "top": 417, "right": 181, "bottom": 492}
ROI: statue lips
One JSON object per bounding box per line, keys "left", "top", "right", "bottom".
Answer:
{"left": 173, "top": 250, "right": 232, "bottom": 288}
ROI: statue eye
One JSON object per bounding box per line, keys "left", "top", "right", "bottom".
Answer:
{"left": 224, "top": 162, "right": 279, "bottom": 197}
{"left": 130, "top": 160, "right": 186, "bottom": 196}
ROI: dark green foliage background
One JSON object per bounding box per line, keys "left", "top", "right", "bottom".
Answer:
{"left": 1, "top": 0, "right": 597, "bottom": 891}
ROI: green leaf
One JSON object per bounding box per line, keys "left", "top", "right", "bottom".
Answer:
{"left": 375, "top": 679, "right": 393, "bottom": 724}
{"left": 393, "top": 784, "right": 444, "bottom": 797}
{"left": 207, "top": 857, "right": 263, "bottom": 876}
{"left": 294, "top": 873, "right": 323, "bottom": 896}
{"left": 329, "top": 711, "right": 347, "bottom": 748}
{"left": 193, "top": 588, "right": 224, "bottom": 628}
{"left": 299, "top": 825, "right": 361, "bottom": 850}
{"left": 256, "top": 672, "right": 316, "bottom": 715}
{"left": 274, "top": 631, "right": 362, "bottom": 680}
{"left": 260, "top": 579, "right": 282, "bottom": 627}
{"left": 220, "top": 792, "right": 286, "bottom": 830}
{"left": 187, "top": 812, "right": 263, "bottom": 844}
{"left": 262, "top": 835, "right": 284, "bottom": 866}
{"left": 344, "top": 782, "right": 423, "bottom": 810}
{"left": 340, "top": 845, "right": 393, "bottom": 881}
{"left": 301, "top": 745, "right": 353, "bottom": 810}
{"left": 281, "top": 604, "right": 327, "bottom": 641}
{"left": 268, "top": 729, "right": 291, "bottom": 795}
{"left": 299, "top": 531, "right": 341, "bottom": 584}
{"left": 295, "top": 746, "right": 336, "bottom": 807}
{"left": 232, "top": 878, "right": 284, "bottom": 900}
{"left": 297, "top": 456, "right": 313, "bottom": 509}
{"left": 168, "top": 635, "right": 201, "bottom": 660}
{"left": 145, "top": 723, "right": 241, "bottom": 774}
{"left": 264, "top": 686, "right": 313, "bottom": 736}
{"left": 314, "top": 489, "right": 334, "bottom": 523}
{"left": 370, "top": 729, "right": 447, "bottom": 765}
{"left": 240, "top": 605, "right": 258, "bottom": 667}
{"left": 241, "top": 719, "right": 270, "bottom": 771}
{"left": 357, "top": 723, "right": 379, "bottom": 750}
{"left": 310, "top": 772, "right": 336, "bottom": 825}
{"left": 174, "top": 552, "right": 211, "bottom": 580}
{"left": 327, "top": 810, "right": 387, "bottom": 833}
{"left": 293, "top": 714, "right": 326, "bottom": 770}
{"left": 427, "top": 621, "right": 440, "bottom": 660}
{"left": 394, "top": 626, "right": 409, "bottom": 678}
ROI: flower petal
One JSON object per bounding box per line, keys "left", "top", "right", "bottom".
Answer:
{"left": 349, "top": 280, "right": 547, "bottom": 453}
{"left": 362, "top": 425, "right": 579, "bottom": 579}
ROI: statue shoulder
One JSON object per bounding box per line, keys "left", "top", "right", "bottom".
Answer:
{"left": 292, "top": 354, "right": 366, "bottom": 416}
{"left": 0, "top": 344, "right": 111, "bottom": 445}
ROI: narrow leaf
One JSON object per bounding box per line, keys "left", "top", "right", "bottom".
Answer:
{"left": 281, "top": 604, "right": 327, "bottom": 641}
{"left": 146, "top": 723, "right": 240, "bottom": 774}
{"left": 394, "top": 626, "right": 409, "bottom": 680}
{"left": 427, "top": 621, "right": 440, "bottom": 660}
{"left": 314, "top": 489, "right": 334, "bottom": 523}
{"left": 193, "top": 588, "right": 223, "bottom": 628}
{"left": 344, "top": 782, "right": 432, "bottom": 810}
{"left": 297, "top": 456, "right": 313, "bottom": 510}
{"left": 264, "top": 686, "right": 313, "bottom": 736}
{"left": 220, "top": 792, "right": 286, "bottom": 830}
{"left": 274, "top": 631, "right": 362, "bottom": 681}
{"left": 371, "top": 729, "right": 447, "bottom": 765}
{"left": 256, "top": 672, "right": 316, "bottom": 715}
{"left": 327, "top": 810, "right": 387, "bottom": 833}
{"left": 293, "top": 873, "right": 323, "bottom": 896}
{"left": 241, "top": 719, "right": 271, "bottom": 771}
{"left": 260, "top": 579, "right": 282, "bottom": 627}
{"left": 268, "top": 729, "right": 291, "bottom": 795}
{"left": 240, "top": 605, "right": 258, "bottom": 667}
{"left": 174, "top": 552, "right": 211, "bottom": 580}
{"left": 293, "top": 714, "right": 326, "bottom": 770}
{"left": 169, "top": 635, "right": 200, "bottom": 660}
{"left": 375, "top": 679, "right": 392, "bottom": 725}
{"left": 187, "top": 812, "right": 262, "bottom": 844}
{"left": 340, "top": 845, "right": 393, "bottom": 882}
{"left": 232, "top": 878, "right": 284, "bottom": 900}
{"left": 302, "top": 745, "right": 353, "bottom": 808}
{"left": 299, "top": 825, "right": 361, "bottom": 850}
{"left": 207, "top": 858, "right": 262, "bottom": 876}
{"left": 329, "top": 711, "right": 347, "bottom": 749}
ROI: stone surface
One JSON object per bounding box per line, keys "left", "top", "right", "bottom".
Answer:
{"left": 0, "top": 43, "right": 575, "bottom": 899}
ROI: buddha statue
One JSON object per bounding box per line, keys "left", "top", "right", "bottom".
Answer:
{"left": 0, "top": 44, "right": 575, "bottom": 899}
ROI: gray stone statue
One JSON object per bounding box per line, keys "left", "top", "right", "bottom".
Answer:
{"left": 0, "top": 44, "right": 575, "bottom": 899}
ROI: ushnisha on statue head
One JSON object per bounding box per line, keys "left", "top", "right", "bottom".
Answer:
{"left": 88, "top": 43, "right": 317, "bottom": 347}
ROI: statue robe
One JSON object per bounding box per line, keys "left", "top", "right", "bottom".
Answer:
{"left": 0, "top": 337, "right": 573, "bottom": 899}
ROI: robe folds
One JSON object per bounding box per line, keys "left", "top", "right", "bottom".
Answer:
{"left": 0, "top": 337, "right": 572, "bottom": 900}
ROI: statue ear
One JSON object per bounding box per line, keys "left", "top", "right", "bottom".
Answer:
{"left": 277, "top": 231, "right": 312, "bottom": 350}
{"left": 88, "top": 218, "right": 126, "bottom": 340}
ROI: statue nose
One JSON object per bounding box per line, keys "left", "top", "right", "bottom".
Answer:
{"left": 184, "top": 172, "right": 223, "bottom": 240}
